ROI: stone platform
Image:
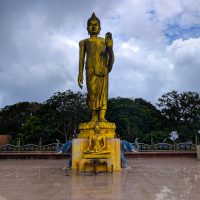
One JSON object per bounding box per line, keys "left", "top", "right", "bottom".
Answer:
{"left": 1, "top": 158, "right": 200, "bottom": 200}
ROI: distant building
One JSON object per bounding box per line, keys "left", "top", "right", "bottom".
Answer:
{"left": 0, "top": 135, "right": 12, "bottom": 145}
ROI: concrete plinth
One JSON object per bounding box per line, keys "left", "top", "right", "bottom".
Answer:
{"left": 72, "top": 138, "right": 121, "bottom": 172}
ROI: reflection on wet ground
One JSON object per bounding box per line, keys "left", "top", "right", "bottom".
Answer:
{"left": 0, "top": 158, "right": 200, "bottom": 200}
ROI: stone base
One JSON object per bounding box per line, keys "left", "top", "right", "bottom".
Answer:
{"left": 72, "top": 138, "right": 121, "bottom": 172}
{"left": 78, "top": 121, "right": 116, "bottom": 139}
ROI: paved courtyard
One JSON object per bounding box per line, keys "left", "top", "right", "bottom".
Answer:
{"left": 0, "top": 158, "right": 200, "bottom": 200}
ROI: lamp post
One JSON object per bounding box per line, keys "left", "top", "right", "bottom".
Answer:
{"left": 197, "top": 130, "right": 200, "bottom": 160}
{"left": 169, "top": 131, "right": 179, "bottom": 151}
{"left": 39, "top": 137, "right": 42, "bottom": 151}
{"left": 197, "top": 130, "right": 200, "bottom": 146}
{"left": 17, "top": 138, "right": 20, "bottom": 153}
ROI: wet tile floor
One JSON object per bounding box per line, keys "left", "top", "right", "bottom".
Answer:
{"left": 0, "top": 158, "right": 200, "bottom": 200}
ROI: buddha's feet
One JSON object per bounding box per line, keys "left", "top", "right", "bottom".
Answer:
{"left": 99, "top": 118, "right": 107, "bottom": 122}
{"left": 90, "top": 116, "right": 98, "bottom": 122}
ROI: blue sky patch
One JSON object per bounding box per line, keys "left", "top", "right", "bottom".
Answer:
{"left": 164, "top": 24, "right": 200, "bottom": 43}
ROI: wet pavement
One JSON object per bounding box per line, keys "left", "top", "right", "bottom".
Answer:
{"left": 0, "top": 158, "right": 200, "bottom": 200}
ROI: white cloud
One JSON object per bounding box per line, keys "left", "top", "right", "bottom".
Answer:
{"left": 109, "top": 35, "right": 175, "bottom": 103}
{"left": 179, "top": 0, "right": 200, "bottom": 26}
{"left": 121, "top": 42, "right": 140, "bottom": 53}
{"left": 152, "top": 0, "right": 182, "bottom": 21}
{"left": 0, "top": 0, "right": 200, "bottom": 107}
{"left": 166, "top": 37, "right": 200, "bottom": 91}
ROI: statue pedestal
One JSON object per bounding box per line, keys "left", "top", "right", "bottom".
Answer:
{"left": 72, "top": 138, "right": 121, "bottom": 172}
{"left": 72, "top": 121, "right": 121, "bottom": 172}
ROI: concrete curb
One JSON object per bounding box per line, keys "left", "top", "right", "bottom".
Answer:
{"left": 0, "top": 152, "right": 197, "bottom": 159}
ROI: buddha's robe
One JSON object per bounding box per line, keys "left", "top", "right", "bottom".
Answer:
{"left": 79, "top": 37, "right": 112, "bottom": 110}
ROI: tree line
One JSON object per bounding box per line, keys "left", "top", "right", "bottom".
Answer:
{"left": 0, "top": 90, "right": 200, "bottom": 145}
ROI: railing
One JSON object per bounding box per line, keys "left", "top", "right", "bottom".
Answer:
{"left": 0, "top": 142, "right": 197, "bottom": 152}
{"left": 0, "top": 143, "right": 58, "bottom": 152}
{"left": 137, "top": 143, "right": 196, "bottom": 152}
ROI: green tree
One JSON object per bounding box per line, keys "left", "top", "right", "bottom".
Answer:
{"left": 13, "top": 91, "right": 90, "bottom": 144}
{"left": 19, "top": 116, "right": 44, "bottom": 144}
{"left": 0, "top": 102, "right": 41, "bottom": 141}
{"left": 20, "top": 90, "right": 89, "bottom": 143}
{"left": 107, "top": 97, "right": 165, "bottom": 143}
{"left": 157, "top": 90, "right": 200, "bottom": 141}
{"left": 43, "top": 90, "right": 90, "bottom": 141}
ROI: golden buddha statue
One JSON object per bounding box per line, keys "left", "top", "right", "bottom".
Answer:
{"left": 84, "top": 124, "right": 110, "bottom": 155}
{"left": 72, "top": 14, "right": 120, "bottom": 172}
{"left": 78, "top": 12, "right": 114, "bottom": 122}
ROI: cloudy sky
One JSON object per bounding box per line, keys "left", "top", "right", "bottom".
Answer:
{"left": 0, "top": 0, "right": 200, "bottom": 108}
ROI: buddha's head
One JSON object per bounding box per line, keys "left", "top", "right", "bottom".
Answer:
{"left": 94, "top": 124, "right": 101, "bottom": 134}
{"left": 87, "top": 12, "right": 101, "bottom": 36}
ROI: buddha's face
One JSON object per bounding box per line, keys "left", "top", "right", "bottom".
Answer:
{"left": 87, "top": 19, "right": 100, "bottom": 36}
